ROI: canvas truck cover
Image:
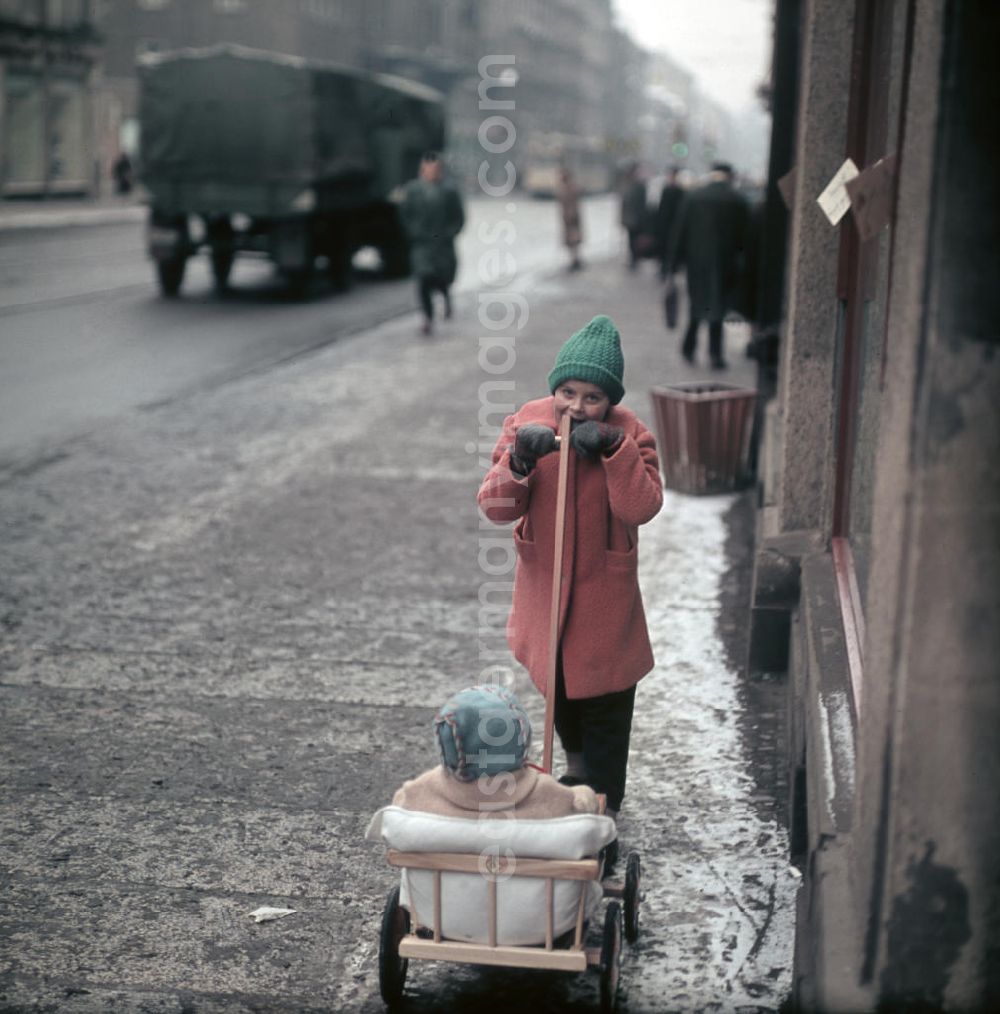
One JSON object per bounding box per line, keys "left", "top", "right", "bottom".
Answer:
{"left": 139, "top": 45, "right": 445, "bottom": 215}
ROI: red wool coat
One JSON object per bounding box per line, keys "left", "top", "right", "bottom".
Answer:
{"left": 478, "top": 396, "right": 663, "bottom": 699}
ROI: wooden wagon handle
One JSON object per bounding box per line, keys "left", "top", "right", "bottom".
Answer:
{"left": 542, "top": 413, "right": 572, "bottom": 774}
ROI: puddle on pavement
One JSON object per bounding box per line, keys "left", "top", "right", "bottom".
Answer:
{"left": 717, "top": 491, "right": 790, "bottom": 831}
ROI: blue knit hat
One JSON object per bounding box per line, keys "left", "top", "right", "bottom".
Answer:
{"left": 434, "top": 685, "right": 532, "bottom": 782}
{"left": 547, "top": 314, "right": 625, "bottom": 405}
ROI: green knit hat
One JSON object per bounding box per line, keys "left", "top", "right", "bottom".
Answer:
{"left": 547, "top": 315, "right": 625, "bottom": 405}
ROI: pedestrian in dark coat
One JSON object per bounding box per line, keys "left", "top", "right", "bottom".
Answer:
{"left": 666, "top": 162, "right": 750, "bottom": 368}
{"left": 400, "top": 152, "right": 465, "bottom": 335}
{"left": 477, "top": 315, "right": 663, "bottom": 818}
{"left": 619, "top": 162, "right": 648, "bottom": 270}
{"left": 112, "top": 152, "right": 133, "bottom": 195}
{"left": 655, "top": 166, "right": 684, "bottom": 278}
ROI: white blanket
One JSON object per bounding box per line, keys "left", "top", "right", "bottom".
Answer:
{"left": 366, "top": 806, "right": 616, "bottom": 946}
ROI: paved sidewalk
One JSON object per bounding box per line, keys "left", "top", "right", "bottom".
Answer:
{"left": 0, "top": 247, "right": 795, "bottom": 1011}
{"left": 443, "top": 259, "right": 797, "bottom": 1010}
{"left": 0, "top": 194, "right": 147, "bottom": 232}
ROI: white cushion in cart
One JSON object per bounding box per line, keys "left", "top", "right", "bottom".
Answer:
{"left": 366, "top": 806, "right": 617, "bottom": 946}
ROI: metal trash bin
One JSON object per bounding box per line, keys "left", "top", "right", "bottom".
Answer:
{"left": 650, "top": 382, "right": 757, "bottom": 494}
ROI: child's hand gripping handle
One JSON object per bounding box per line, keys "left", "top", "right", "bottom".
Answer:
{"left": 542, "top": 412, "right": 572, "bottom": 774}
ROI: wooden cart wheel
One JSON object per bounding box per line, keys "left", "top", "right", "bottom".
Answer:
{"left": 378, "top": 885, "right": 410, "bottom": 1007}
{"left": 599, "top": 901, "right": 623, "bottom": 1012}
{"left": 623, "top": 851, "right": 641, "bottom": 943}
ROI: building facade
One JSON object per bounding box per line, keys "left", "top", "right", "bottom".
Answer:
{"left": 639, "top": 49, "right": 696, "bottom": 174}
{"left": 750, "top": 0, "right": 1000, "bottom": 1008}
{"left": 55, "top": 0, "right": 712, "bottom": 197}
{"left": 3, "top": 1, "right": 743, "bottom": 202}
{"left": 0, "top": 0, "right": 101, "bottom": 196}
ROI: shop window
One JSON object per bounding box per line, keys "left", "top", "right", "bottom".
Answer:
{"left": 3, "top": 71, "right": 45, "bottom": 190}
{"left": 3, "top": 70, "right": 88, "bottom": 194}
{"left": 48, "top": 75, "right": 88, "bottom": 187}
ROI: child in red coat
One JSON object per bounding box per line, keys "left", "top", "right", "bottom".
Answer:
{"left": 477, "top": 315, "right": 662, "bottom": 823}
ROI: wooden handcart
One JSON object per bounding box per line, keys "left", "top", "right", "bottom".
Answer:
{"left": 374, "top": 415, "right": 643, "bottom": 1010}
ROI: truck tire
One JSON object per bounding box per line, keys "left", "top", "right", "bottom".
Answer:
{"left": 326, "top": 241, "right": 353, "bottom": 293}
{"left": 379, "top": 210, "right": 410, "bottom": 279}
{"left": 211, "top": 249, "right": 234, "bottom": 292}
{"left": 157, "top": 256, "right": 187, "bottom": 297}
{"left": 283, "top": 268, "right": 312, "bottom": 299}
{"left": 380, "top": 238, "right": 410, "bottom": 279}
{"left": 208, "top": 218, "right": 235, "bottom": 292}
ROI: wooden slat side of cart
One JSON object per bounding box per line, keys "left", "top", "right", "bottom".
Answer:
{"left": 387, "top": 848, "right": 606, "bottom": 971}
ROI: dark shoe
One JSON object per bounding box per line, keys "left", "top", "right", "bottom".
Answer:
{"left": 681, "top": 346, "right": 695, "bottom": 364}
{"left": 558, "top": 774, "right": 586, "bottom": 787}
{"left": 710, "top": 356, "right": 729, "bottom": 370}
{"left": 443, "top": 294, "right": 452, "bottom": 320}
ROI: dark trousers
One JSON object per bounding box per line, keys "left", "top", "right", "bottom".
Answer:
{"left": 682, "top": 317, "right": 724, "bottom": 361}
{"left": 418, "top": 277, "right": 451, "bottom": 321}
{"left": 553, "top": 659, "right": 636, "bottom": 812}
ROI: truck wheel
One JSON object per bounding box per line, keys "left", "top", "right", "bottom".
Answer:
{"left": 211, "top": 249, "right": 234, "bottom": 292}
{"left": 380, "top": 241, "right": 410, "bottom": 279}
{"left": 283, "top": 268, "right": 312, "bottom": 299}
{"left": 378, "top": 218, "right": 410, "bottom": 279}
{"left": 207, "top": 218, "right": 235, "bottom": 292}
{"left": 326, "top": 243, "right": 353, "bottom": 293}
{"left": 156, "top": 257, "right": 187, "bottom": 297}
{"left": 375, "top": 205, "right": 410, "bottom": 278}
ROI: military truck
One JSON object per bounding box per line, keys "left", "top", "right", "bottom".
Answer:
{"left": 138, "top": 45, "right": 445, "bottom": 296}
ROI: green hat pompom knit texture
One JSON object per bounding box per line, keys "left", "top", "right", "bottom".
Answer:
{"left": 547, "top": 314, "right": 625, "bottom": 405}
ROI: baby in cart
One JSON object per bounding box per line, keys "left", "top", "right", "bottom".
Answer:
{"left": 392, "top": 683, "right": 600, "bottom": 818}
{"left": 371, "top": 684, "right": 616, "bottom": 948}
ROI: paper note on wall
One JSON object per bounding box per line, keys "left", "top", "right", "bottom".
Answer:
{"left": 816, "top": 158, "right": 860, "bottom": 226}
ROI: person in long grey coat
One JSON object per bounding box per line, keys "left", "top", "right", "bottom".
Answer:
{"left": 556, "top": 166, "right": 584, "bottom": 271}
{"left": 619, "top": 161, "right": 649, "bottom": 270}
{"left": 666, "top": 162, "right": 750, "bottom": 368}
{"left": 400, "top": 152, "right": 465, "bottom": 335}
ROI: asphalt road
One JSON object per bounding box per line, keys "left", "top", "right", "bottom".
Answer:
{"left": 0, "top": 196, "right": 621, "bottom": 468}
